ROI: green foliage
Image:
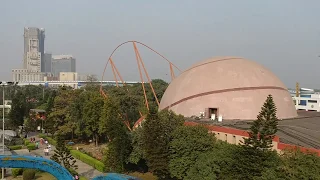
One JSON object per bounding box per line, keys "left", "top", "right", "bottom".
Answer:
{"left": 23, "top": 117, "right": 37, "bottom": 135}
{"left": 70, "top": 150, "right": 105, "bottom": 172}
{"left": 7, "top": 137, "right": 24, "bottom": 146}
{"left": 228, "top": 95, "right": 280, "bottom": 179}
{"left": 48, "top": 87, "right": 80, "bottom": 136}
{"left": 12, "top": 168, "right": 23, "bottom": 177}
{"left": 101, "top": 97, "right": 132, "bottom": 172}
{"left": 228, "top": 145, "right": 281, "bottom": 180}
{"left": 80, "top": 176, "right": 89, "bottom": 180}
{"left": 24, "top": 139, "right": 31, "bottom": 146}
{"left": 99, "top": 97, "right": 122, "bottom": 140}
{"left": 185, "top": 141, "right": 239, "bottom": 180}
{"left": 50, "top": 134, "right": 78, "bottom": 171}
{"left": 8, "top": 145, "right": 23, "bottom": 150}
{"left": 243, "top": 94, "right": 279, "bottom": 150}
{"left": 82, "top": 91, "right": 104, "bottom": 146}
{"left": 169, "top": 125, "right": 216, "bottom": 179}
{"left": 259, "top": 150, "right": 320, "bottom": 180}
{"left": 26, "top": 143, "right": 36, "bottom": 150}
{"left": 129, "top": 127, "right": 145, "bottom": 164}
{"left": 142, "top": 110, "right": 184, "bottom": 179}
{"left": 8, "top": 90, "right": 26, "bottom": 129}
{"left": 67, "top": 168, "right": 78, "bottom": 176}
{"left": 22, "top": 169, "right": 36, "bottom": 180}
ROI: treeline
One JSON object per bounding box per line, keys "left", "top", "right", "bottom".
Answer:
{"left": 5, "top": 82, "right": 320, "bottom": 179}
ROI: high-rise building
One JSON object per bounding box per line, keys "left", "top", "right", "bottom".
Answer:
{"left": 12, "top": 27, "right": 46, "bottom": 82}
{"left": 51, "top": 55, "right": 76, "bottom": 78}
{"left": 23, "top": 27, "right": 45, "bottom": 71}
{"left": 43, "top": 53, "right": 52, "bottom": 73}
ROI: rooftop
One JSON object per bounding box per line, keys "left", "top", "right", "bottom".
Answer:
{"left": 52, "top": 55, "right": 74, "bottom": 60}
{"left": 187, "top": 111, "right": 320, "bottom": 149}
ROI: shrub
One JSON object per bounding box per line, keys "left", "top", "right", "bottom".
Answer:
{"left": 70, "top": 150, "right": 105, "bottom": 172}
{"left": 67, "top": 168, "right": 78, "bottom": 176}
{"left": 8, "top": 145, "right": 23, "bottom": 150}
{"left": 22, "top": 169, "right": 36, "bottom": 180}
{"left": 12, "top": 168, "right": 23, "bottom": 177}
{"left": 24, "top": 139, "right": 31, "bottom": 146}
{"left": 8, "top": 137, "right": 24, "bottom": 146}
{"left": 27, "top": 144, "right": 36, "bottom": 151}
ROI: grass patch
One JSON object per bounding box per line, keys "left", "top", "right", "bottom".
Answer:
{"left": 34, "top": 172, "right": 57, "bottom": 180}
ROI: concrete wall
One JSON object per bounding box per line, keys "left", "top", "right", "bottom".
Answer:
{"left": 59, "top": 72, "right": 78, "bottom": 89}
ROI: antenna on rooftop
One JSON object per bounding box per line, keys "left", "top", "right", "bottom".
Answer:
{"left": 296, "top": 82, "right": 300, "bottom": 97}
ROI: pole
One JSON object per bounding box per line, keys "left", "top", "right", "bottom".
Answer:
{"left": 2, "top": 85, "right": 4, "bottom": 179}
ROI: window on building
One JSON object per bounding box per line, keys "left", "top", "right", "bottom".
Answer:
{"left": 308, "top": 100, "right": 317, "bottom": 103}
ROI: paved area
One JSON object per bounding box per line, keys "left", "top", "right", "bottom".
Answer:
{"left": 30, "top": 136, "right": 104, "bottom": 179}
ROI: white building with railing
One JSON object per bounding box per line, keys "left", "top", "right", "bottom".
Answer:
{"left": 291, "top": 88, "right": 320, "bottom": 112}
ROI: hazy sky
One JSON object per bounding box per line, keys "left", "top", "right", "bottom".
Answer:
{"left": 0, "top": 0, "right": 319, "bottom": 88}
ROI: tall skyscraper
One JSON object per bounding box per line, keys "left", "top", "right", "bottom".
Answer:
{"left": 23, "top": 27, "right": 45, "bottom": 72}
{"left": 12, "top": 27, "right": 77, "bottom": 82}
{"left": 12, "top": 27, "right": 47, "bottom": 82}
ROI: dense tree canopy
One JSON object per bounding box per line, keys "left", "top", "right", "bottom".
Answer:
{"left": 169, "top": 125, "right": 216, "bottom": 179}
{"left": 4, "top": 82, "right": 320, "bottom": 179}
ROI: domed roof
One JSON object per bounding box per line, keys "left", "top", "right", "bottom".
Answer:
{"left": 159, "top": 57, "right": 297, "bottom": 120}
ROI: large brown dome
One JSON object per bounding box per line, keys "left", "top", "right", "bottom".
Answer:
{"left": 159, "top": 57, "right": 297, "bottom": 120}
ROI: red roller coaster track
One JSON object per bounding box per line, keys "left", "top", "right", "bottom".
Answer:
{"left": 100, "top": 41, "right": 181, "bottom": 130}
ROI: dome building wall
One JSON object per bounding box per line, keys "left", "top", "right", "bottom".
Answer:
{"left": 159, "top": 57, "right": 297, "bottom": 120}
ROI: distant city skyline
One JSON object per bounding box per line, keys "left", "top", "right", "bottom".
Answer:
{"left": 1, "top": 0, "right": 320, "bottom": 88}
{"left": 11, "top": 27, "right": 77, "bottom": 82}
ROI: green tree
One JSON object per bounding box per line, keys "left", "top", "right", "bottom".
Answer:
{"left": 169, "top": 125, "right": 216, "bottom": 179}
{"left": 142, "top": 110, "right": 184, "bottom": 179}
{"left": 50, "top": 134, "right": 78, "bottom": 171}
{"left": 8, "top": 90, "right": 26, "bottom": 129}
{"left": 82, "top": 91, "right": 104, "bottom": 146}
{"left": 69, "top": 90, "right": 85, "bottom": 140}
{"left": 101, "top": 97, "right": 132, "bottom": 172}
{"left": 229, "top": 95, "right": 281, "bottom": 179}
{"left": 185, "top": 142, "right": 239, "bottom": 180}
{"left": 23, "top": 117, "right": 37, "bottom": 136}
{"left": 43, "top": 90, "right": 57, "bottom": 136}
{"left": 48, "top": 87, "right": 79, "bottom": 137}
{"left": 129, "top": 127, "right": 145, "bottom": 165}
{"left": 243, "top": 94, "right": 279, "bottom": 149}
{"left": 259, "top": 150, "right": 320, "bottom": 180}
{"left": 107, "top": 86, "right": 142, "bottom": 127}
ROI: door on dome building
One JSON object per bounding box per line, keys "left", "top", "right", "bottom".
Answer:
{"left": 208, "top": 108, "right": 218, "bottom": 119}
